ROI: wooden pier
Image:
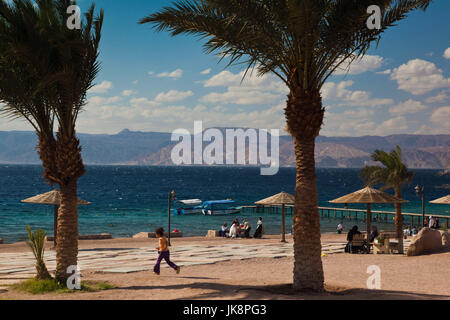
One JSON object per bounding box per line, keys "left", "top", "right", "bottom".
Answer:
{"left": 240, "top": 205, "right": 450, "bottom": 228}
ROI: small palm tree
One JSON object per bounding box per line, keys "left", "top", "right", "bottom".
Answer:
{"left": 0, "top": 0, "right": 103, "bottom": 282}
{"left": 140, "top": 0, "right": 432, "bottom": 291}
{"left": 26, "top": 226, "right": 52, "bottom": 280}
{"left": 360, "top": 146, "right": 414, "bottom": 253}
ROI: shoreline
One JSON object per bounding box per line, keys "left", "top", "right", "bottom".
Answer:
{"left": 0, "top": 233, "right": 349, "bottom": 253}
{"left": 0, "top": 229, "right": 381, "bottom": 247}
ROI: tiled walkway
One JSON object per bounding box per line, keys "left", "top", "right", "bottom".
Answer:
{"left": 0, "top": 240, "right": 410, "bottom": 287}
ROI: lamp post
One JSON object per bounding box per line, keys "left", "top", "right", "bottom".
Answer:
{"left": 168, "top": 190, "right": 176, "bottom": 246}
{"left": 415, "top": 185, "right": 425, "bottom": 228}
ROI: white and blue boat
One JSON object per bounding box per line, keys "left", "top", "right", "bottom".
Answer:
{"left": 201, "top": 200, "right": 240, "bottom": 216}
{"left": 173, "top": 199, "right": 203, "bottom": 215}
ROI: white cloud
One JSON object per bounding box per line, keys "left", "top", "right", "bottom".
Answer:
{"left": 415, "top": 106, "right": 450, "bottom": 134}
{"left": 425, "top": 90, "right": 450, "bottom": 104}
{"left": 122, "top": 90, "right": 137, "bottom": 96}
{"left": 154, "top": 90, "right": 193, "bottom": 103}
{"left": 321, "top": 80, "right": 393, "bottom": 107}
{"left": 148, "top": 72, "right": 154, "bottom": 76}
{"left": 430, "top": 106, "right": 450, "bottom": 124}
{"left": 376, "top": 69, "right": 391, "bottom": 75}
{"left": 156, "top": 68, "right": 183, "bottom": 79}
{"left": 129, "top": 97, "right": 159, "bottom": 108}
{"left": 200, "top": 68, "right": 211, "bottom": 75}
{"left": 323, "top": 107, "right": 377, "bottom": 136}
{"left": 88, "top": 96, "right": 121, "bottom": 106}
{"left": 201, "top": 89, "right": 281, "bottom": 105}
{"left": 374, "top": 116, "right": 408, "bottom": 135}
{"left": 89, "top": 81, "right": 113, "bottom": 94}
{"left": 443, "top": 48, "right": 450, "bottom": 59}
{"left": 77, "top": 98, "right": 286, "bottom": 134}
{"left": 389, "top": 99, "right": 428, "bottom": 115}
{"left": 204, "top": 70, "right": 285, "bottom": 92}
{"left": 333, "top": 55, "right": 384, "bottom": 75}
{"left": 390, "top": 59, "right": 450, "bottom": 95}
{"left": 201, "top": 70, "right": 287, "bottom": 105}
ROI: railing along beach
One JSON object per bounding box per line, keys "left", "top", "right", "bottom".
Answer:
{"left": 241, "top": 205, "right": 450, "bottom": 228}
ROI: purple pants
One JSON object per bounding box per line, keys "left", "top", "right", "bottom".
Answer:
{"left": 153, "top": 251, "right": 178, "bottom": 274}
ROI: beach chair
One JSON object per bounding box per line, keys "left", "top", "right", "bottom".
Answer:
{"left": 350, "top": 234, "right": 369, "bottom": 253}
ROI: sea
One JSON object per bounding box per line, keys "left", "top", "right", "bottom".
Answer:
{"left": 0, "top": 165, "right": 449, "bottom": 243}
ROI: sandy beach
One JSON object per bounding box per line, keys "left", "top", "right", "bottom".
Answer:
{"left": 1, "top": 233, "right": 449, "bottom": 300}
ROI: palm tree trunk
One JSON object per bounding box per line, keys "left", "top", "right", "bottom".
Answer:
{"left": 54, "top": 132, "right": 85, "bottom": 283}
{"left": 394, "top": 187, "right": 404, "bottom": 254}
{"left": 55, "top": 179, "right": 79, "bottom": 282}
{"left": 292, "top": 136, "right": 324, "bottom": 291}
{"left": 285, "top": 87, "right": 325, "bottom": 292}
{"left": 35, "top": 260, "right": 52, "bottom": 281}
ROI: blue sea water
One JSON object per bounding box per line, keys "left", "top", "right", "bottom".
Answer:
{"left": 0, "top": 165, "right": 448, "bottom": 243}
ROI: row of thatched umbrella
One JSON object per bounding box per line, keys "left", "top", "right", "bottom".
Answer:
{"left": 19, "top": 188, "right": 448, "bottom": 246}
{"left": 255, "top": 187, "right": 448, "bottom": 243}
{"left": 21, "top": 190, "right": 90, "bottom": 247}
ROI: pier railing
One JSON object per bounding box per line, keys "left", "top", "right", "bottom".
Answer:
{"left": 241, "top": 205, "right": 449, "bottom": 228}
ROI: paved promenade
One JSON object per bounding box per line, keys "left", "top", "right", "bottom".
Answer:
{"left": 0, "top": 239, "right": 411, "bottom": 289}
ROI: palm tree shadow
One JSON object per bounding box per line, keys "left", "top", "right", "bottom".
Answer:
{"left": 117, "top": 282, "right": 449, "bottom": 300}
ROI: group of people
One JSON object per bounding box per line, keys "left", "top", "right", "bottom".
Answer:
{"left": 424, "top": 216, "right": 440, "bottom": 229}
{"left": 340, "top": 223, "right": 381, "bottom": 253}
{"left": 219, "top": 217, "right": 264, "bottom": 239}
{"left": 403, "top": 226, "right": 419, "bottom": 237}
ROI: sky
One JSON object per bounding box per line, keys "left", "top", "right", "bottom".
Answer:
{"left": 0, "top": 0, "right": 449, "bottom": 136}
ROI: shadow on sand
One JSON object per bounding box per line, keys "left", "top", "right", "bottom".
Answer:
{"left": 117, "top": 282, "right": 450, "bottom": 300}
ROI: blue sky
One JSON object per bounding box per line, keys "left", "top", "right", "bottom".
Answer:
{"left": 1, "top": 0, "right": 449, "bottom": 136}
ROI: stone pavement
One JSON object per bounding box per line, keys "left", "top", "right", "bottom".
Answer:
{"left": 0, "top": 239, "right": 410, "bottom": 288}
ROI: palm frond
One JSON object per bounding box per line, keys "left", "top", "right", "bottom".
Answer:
{"left": 141, "top": 0, "right": 433, "bottom": 91}
{"left": 360, "top": 146, "right": 415, "bottom": 193}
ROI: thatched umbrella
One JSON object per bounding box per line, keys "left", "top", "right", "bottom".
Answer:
{"left": 329, "top": 186, "right": 408, "bottom": 241}
{"left": 255, "top": 191, "right": 294, "bottom": 242}
{"left": 429, "top": 195, "right": 450, "bottom": 204}
{"left": 22, "top": 190, "right": 91, "bottom": 247}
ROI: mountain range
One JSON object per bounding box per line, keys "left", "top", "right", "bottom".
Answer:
{"left": 0, "top": 129, "right": 448, "bottom": 169}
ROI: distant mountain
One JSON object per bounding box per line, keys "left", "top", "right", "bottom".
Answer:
{"left": 0, "top": 130, "right": 448, "bottom": 169}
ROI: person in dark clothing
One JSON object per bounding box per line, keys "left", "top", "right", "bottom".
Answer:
{"left": 369, "top": 226, "right": 379, "bottom": 243}
{"left": 347, "top": 225, "right": 361, "bottom": 241}
{"left": 345, "top": 225, "right": 361, "bottom": 253}
{"left": 253, "top": 217, "right": 263, "bottom": 238}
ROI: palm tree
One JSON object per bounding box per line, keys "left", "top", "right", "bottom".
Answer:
{"left": 140, "top": 0, "right": 432, "bottom": 291}
{"left": 360, "top": 146, "right": 414, "bottom": 254}
{"left": 26, "top": 226, "right": 52, "bottom": 280}
{"left": 0, "top": 0, "right": 103, "bottom": 282}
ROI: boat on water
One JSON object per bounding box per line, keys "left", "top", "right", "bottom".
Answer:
{"left": 201, "top": 200, "right": 240, "bottom": 216}
{"left": 173, "top": 199, "right": 203, "bottom": 215}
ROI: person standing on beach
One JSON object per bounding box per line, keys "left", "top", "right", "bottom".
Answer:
{"left": 153, "top": 227, "right": 180, "bottom": 275}
{"left": 253, "top": 217, "right": 264, "bottom": 238}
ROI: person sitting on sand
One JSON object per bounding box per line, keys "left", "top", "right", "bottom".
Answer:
{"left": 253, "top": 217, "right": 264, "bottom": 238}
{"left": 336, "top": 222, "right": 344, "bottom": 234}
{"left": 369, "top": 225, "right": 379, "bottom": 243}
{"left": 242, "top": 221, "right": 251, "bottom": 238}
{"left": 219, "top": 223, "right": 228, "bottom": 237}
{"left": 403, "top": 226, "right": 412, "bottom": 237}
{"left": 229, "top": 221, "right": 238, "bottom": 238}
{"left": 345, "top": 225, "right": 361, "bottom": 253}
{"left": 153, "top": 227, "right": 180, "bottom": 276}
